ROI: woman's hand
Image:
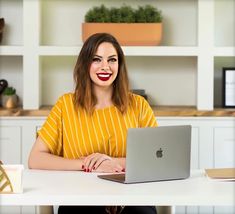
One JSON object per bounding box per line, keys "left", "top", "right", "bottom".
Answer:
{"left": 82, "top": 153, "right": 123, "bottom": 173}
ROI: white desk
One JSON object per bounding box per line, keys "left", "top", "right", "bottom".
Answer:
{"left": 0, "top": 170, "right": 234, "bottom": 206}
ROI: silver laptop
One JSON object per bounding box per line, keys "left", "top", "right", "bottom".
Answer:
{"left": 98, "top": 125, "right": 191, "bottom": 184}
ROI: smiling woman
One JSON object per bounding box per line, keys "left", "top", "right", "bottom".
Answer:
{"left": 28, "top": 33, "right": 158, "bottom": 214}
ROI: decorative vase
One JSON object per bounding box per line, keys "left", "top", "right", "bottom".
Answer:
{"left": 1, "top": 94, "right": 18, "bottom": 109}
{"left": 82, "top": 23, "right": 162, "bottom": 46}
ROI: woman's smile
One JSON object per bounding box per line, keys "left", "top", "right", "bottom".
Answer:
{"left": 97, "top": 73, "right": 112, "bottom": 81}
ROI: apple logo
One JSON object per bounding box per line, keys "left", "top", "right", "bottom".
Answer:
{"left": 156, "top": 148, "right": 163, "bottom": 158}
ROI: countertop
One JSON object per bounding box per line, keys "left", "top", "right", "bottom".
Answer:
{"left": 0, "top": 106, "right": 235, "bottom": 117}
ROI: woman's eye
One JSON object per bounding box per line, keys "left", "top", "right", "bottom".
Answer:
{"left": 108, "top": 58, "right": 117, "bottom": 63}
{"left": 92, "top": 58, "right": 101, "bottom": 62}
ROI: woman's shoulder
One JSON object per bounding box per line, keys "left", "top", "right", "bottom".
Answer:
{"left": 58, "top": 92, "right": 74, "bottom": 101}
{"left": 55, "top": 92, "right": 74, "bottom": 106}
{"left": 129, "top": 92, "right": 152, "bottom": 112}
{"left": 129, "top": 92, "right": 147, "bottom": 104}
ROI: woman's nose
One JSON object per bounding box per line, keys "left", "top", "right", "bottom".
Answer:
{"left": 101, "top": 61, "right": 110, "bottom": 70}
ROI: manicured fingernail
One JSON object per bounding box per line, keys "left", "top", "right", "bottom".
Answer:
{"left": 93, "top": 166, "right": 95, "bottom": 170}
{"left": 122, "top": 168, "right": 125, "bottom": 172}
{"left": 82, "top": 165, "right": 84, "bottom": 169}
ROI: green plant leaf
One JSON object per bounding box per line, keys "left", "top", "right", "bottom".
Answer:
{"left": 135, "top": 5, "right": 163, "bottom": 23}
{"left": 2, "top": 86, "right": 16, "bottom": 95}
{"left": 84, "top": 4, "right": 162, "bottom": 23}
{"left": 85, "top": 5, "right": 110, "bottom": 23}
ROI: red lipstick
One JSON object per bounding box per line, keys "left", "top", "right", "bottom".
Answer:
{"left": 97, "top": 73, "right": 112, "bottom": 81}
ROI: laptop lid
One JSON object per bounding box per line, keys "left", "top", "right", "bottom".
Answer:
{"left": 98, "top": 125, "right": 191, "bottom": 184}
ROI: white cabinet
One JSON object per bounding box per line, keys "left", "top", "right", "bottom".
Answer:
{"left": 0, "top": 117, "right": 234, "bottom": 214}
{"left": 0, "top": 118, "right": 44, "bottom": 214}
{"left": 0, "top": 126, "right": 22, "bottom": 214}
{"left": 0, "top": 118, "right": 45, "bottom": 166}
{"left": 0, "top": 0, "right": 234, "bottom": 110}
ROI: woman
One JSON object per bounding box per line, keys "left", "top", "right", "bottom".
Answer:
{"left": 28, "top": 33, "right": 157, "bottom": 214}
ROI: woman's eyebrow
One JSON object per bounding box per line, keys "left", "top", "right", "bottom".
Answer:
{"left": 93, "top": 55, "right": 102, "bottom": 58}
{"left": 108, "top": 55, "right": 117, "bottom": 58}
{"left": 93, "top": 54, "right": 117, "bottom": 58}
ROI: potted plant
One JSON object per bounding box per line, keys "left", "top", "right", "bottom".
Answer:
{"left": 1, "top": 86, "right": 19, "bottom": 109}
{"left": 82, "top": 5, "right": 163, "bottom": 46}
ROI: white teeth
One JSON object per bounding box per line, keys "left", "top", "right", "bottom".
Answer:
{"left": 97, "top": 74, "right": 110, "bottom": 77}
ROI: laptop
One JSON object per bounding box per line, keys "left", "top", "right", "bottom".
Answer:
{"left": 98, "top": 125, "right": 191, "bottom": 184}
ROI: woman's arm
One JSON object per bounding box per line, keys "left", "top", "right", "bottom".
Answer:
{"left": 28, "top": 136, "right": 84, "bottom": 171}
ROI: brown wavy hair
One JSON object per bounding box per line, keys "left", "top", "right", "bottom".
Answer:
{"left": 73, "top": 33, "right": 130, "bottom": 114}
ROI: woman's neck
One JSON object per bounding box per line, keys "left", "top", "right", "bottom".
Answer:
{"left": 94, "top": 86, "right": 113, "bottom": 109}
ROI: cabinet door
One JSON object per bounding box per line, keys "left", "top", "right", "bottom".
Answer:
{"left": 0, "top": 126, "right": 21, "bottom": 214}
{"left": 214, "top": 127, "right": 235, "bottom": 168}
{"left": 0, "top": 126, "right": 21, "bottom": 164}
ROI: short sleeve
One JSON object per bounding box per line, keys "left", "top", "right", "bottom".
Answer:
{"left": 37, "top": 97, "right": 63, "bottom": 156}
{"left": 139, "top": 97, "right": 158, "bottom": 128}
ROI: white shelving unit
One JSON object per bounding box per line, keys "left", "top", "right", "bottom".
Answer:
{"left": 0, "top": 0, "right": 234, "bottom": 110}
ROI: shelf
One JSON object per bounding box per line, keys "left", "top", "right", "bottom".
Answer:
{"left": 38, "top": 46, "right": 199, "bottom": 56}
{"left": 39, "top": 46, "right": 80, "bottom": 56}
{"left": 0, "top": 46, "right": 24, "bottom": 56}
{"left": 1, "top": 106, "right": 234, "bottom": 117}
{"left": 122, "top": 46, "right": 199, "bottom": 56}
{"left": 213, "top": 47, "right": 235, "bottom": 56}
{"left": 39, "top": 0, "right": 197, "bottom": 47}
{"left": 0, "top": 0, "right": 234, "bottom": 111}
{"left": 1, "top": 46, "right": 233, "bottom": 57}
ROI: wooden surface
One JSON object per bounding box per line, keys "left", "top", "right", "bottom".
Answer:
{"left": 0, "top": 106, "right": 235, "bottom": 117}
{"left": 152, "top": 106, "right": 235, "bottom": 117}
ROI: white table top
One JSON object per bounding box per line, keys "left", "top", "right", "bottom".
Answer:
{"left": 0, "top": 169, "right": 234, "bottom": 206}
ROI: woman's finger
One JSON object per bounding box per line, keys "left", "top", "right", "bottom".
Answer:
{"left": 83, "top": 153, "right": 98, "bottom": 172}
{"left": 93, "top": 155, "right": 111, "bottom": 170}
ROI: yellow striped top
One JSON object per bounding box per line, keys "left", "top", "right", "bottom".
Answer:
{"left": 38, "top": 93, "right": 157, "bottom": 158}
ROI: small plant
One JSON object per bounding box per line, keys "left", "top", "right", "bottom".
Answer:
{"left": 85, "top": 5, "right": 111, "bottom": 23}
{"left": 110, "top": 5, "right": 135, "bottom": 23}
{"left": 2, "top": 86, "right": 16, "bottom": 96}
{"left": 135, "top": 5, "right": 163, "bottom": 23}
{"left": 85, "top": 4, "right": 162, "bottom": 23}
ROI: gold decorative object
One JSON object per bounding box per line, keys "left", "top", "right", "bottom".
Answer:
{"left": 1, "top": 94, "right": 19, "bottom": 108}
{"left": 0, "top": 164, "right": 13, "bottom": 193}
{"left": 1, "top": 86, "right": 19, "bottom": 109}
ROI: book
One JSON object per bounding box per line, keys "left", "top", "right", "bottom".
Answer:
{"left": 205, "top": 168, "right": 235, "bottom": 181}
